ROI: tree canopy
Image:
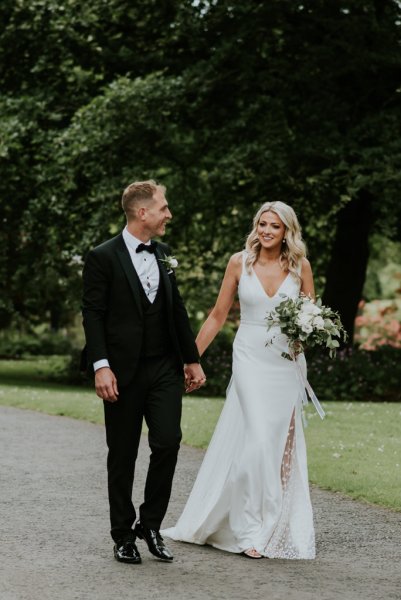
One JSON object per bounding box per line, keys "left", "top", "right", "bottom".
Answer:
{"left": 1, "top": 0, "right": 400, "bottom": 339}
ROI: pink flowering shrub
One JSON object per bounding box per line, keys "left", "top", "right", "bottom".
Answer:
{"left": 354, "top": 300, "right": 401, "bottom": 350}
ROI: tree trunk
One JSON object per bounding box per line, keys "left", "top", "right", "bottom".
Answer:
{"left": 322, "top": 192, "right": 373, "bottom": 345}
{"left": 49, "top": 304, "right": 62, "bottom": 332}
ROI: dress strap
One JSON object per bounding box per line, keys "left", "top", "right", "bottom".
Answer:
{"left": 237, "top": 250, "right": 248, "bottom": 281}
{"left": 240, "top": 249, "right": 249, "bottom": 278}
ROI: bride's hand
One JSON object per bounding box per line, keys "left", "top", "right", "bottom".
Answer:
{"left": 292, "top": 340, "right": 304, "bottom": 356}
{"left": 184, "top": 363, "right": 207, "bottom": 393}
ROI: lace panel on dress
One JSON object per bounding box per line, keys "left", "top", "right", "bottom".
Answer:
{"left": 264, "top": 409, "right": 315, "bottom": 559}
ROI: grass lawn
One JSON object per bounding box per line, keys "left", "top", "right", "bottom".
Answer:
{"left": 1, "top": 358, "right": 400, "bottom": 511}
{"left": 304, "top": 403, "right": 400, "bottom": 510}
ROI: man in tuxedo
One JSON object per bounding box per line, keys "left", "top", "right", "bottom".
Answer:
{"left": 82, "top": 180, "right": 206, "bottom": 564}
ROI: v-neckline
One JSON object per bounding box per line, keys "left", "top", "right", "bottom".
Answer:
{"left": 252, "top": 268, "right": 290, "bottom": 299}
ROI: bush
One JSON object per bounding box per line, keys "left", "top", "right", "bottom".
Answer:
{"left": 307, "top": 345, "right": 401, "bottom": 402}
{"left": 0, "top": 331, "right": 74, "bottom": 358}
{"left": 354, "top": 299, "right": 401, "bottom": 350}
{"left": 44, "top": 347, "right": 90, "bottom": 386}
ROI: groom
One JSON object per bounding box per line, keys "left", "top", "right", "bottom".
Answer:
{"left": 82, "top": 180, "right": 206, "bottom": 564}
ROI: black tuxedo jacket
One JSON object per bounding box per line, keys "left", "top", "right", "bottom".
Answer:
{"left": 81, "top": 234, "right": 199, "bottom": 387}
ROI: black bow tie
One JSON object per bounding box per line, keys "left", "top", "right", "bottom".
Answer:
{"left": 136, "top": 241, "right": 157, "bottom": 254}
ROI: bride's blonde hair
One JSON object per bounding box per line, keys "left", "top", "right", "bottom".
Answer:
{"left": 245, "top": 201, "right": 306, "bottom": 281}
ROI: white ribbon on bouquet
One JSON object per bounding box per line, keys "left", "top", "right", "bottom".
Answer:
{"left": 290, "top": 350, "right": 325, "bottom": 420}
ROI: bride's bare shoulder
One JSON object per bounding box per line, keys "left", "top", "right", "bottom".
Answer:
{"left": 225, "top": 251, "right": 245, "bottom": 281}
{"left": 300, "top": 257, "right": 313, "bottom": 274}
{"left": 229, "top": 251, "right": 244, "bottom": 264}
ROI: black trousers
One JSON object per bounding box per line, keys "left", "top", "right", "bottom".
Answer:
{"left": 103, "top": 354, "right": 183, "bottom": 543}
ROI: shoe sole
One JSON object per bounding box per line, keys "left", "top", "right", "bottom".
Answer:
{"left": 114, "top": 555, "right": 142, "bottom": 564}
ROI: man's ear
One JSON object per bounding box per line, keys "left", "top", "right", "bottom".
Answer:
{"left": 137, "top": 206, "right": 147, "bottom": 221}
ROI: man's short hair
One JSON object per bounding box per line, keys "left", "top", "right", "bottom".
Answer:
{"left": 121, "top": 180, "right": 166, "bottom": 219}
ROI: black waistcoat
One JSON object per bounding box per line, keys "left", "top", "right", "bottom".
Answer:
{"left": 139, "top": 278, "right": 172, "bottom": 357}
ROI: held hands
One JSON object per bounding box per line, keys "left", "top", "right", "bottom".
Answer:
{"left": 184, "top": 363, "right": 207, "bottom": 393}
{"left": 95, "top": 367, "right": 119, "bottom": 402}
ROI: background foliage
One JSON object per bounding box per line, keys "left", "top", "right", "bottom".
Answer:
{"left": 1, "top": 1, "right": 401, "bottom": 382}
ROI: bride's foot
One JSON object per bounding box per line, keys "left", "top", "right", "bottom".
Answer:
{"left": 241, "top": 548, "right": 263, "bottom": 559}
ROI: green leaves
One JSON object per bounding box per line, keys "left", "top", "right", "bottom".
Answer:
{"left": 1, "top": 0, "right": 401, "bottom": 332}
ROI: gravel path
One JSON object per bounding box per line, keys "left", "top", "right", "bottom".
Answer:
{"left": 1, "top": 405, "right": 400, "bottom": 600}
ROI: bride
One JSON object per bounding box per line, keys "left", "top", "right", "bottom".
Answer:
{"left": 163, "top": 201, "right": 316, "bottom": 559}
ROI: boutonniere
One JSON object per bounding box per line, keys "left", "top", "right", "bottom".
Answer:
{"left": 159, "top": 254, "right": 178, "bottom": 272}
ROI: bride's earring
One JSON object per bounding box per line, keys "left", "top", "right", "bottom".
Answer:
{"left": 283, "top": 238, "right": 286, "bottom": 244}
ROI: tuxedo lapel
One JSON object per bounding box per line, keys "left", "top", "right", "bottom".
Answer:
{"left": 115, "top": 236, "right": 143, "bottom": 317}
{"left": 155, "top": 245, "right": 173, "bottom": 310}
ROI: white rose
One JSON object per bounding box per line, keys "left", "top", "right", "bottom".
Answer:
{"left": 313, "top": 315, "right": 325, "bottom": 330}
{"left": 297, "top": 312, "right": 313, "bottom": 325}
{"left": 297, "top": 313, "right": 313, "bottom": 333}
{"left": 169, "top": 258, "right": 178, "bottom": 268}
{"left": 301, "top": 301, "right": 321, "bottom": 316}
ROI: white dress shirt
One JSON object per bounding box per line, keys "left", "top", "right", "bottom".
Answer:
{"left": 93, "top": 227, "right": 160, "bottom": 372}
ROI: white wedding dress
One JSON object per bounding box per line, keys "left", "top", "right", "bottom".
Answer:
{"left": 163, "top": 251, "right": 315, "bottom": 559}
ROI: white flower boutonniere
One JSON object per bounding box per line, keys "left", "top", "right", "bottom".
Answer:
{"left": 159, "top": 254, "right": 178, "bottom": 272}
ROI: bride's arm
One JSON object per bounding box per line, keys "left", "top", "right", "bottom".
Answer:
{"left": 196, "top": 253, "right": 241, "bottom": 357}
{"left": 300, "top": 257, "right": 316, "bottom": 299}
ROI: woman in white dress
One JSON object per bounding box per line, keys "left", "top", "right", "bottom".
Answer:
{"left": 163, "top": 201, "right": 316, "bottom": 559}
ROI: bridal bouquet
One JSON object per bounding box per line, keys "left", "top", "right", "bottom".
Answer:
{"left": 265, "top": 294, "right": 347, "bottom": 361}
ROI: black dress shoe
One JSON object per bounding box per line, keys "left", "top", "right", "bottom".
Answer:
{"left": 113, "top": 540, "right": 142, "bottom": 564}
{"left": 134, "top": 522, "right": 173, "bottom": 561}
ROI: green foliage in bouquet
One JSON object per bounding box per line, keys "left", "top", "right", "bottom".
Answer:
{"left": 265, "top": 294, "right": 348, "bottom": 360}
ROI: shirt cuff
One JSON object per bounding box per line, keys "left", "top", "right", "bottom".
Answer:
{"left": 93, "top": 359, "right": 110, "bottom": 371}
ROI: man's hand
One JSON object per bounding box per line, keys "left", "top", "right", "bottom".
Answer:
{"left": 95, "top": 367, "right": 119, "bottom": 402}
{"left": 184, "top": 363, "right": 206, "bottom": 393}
